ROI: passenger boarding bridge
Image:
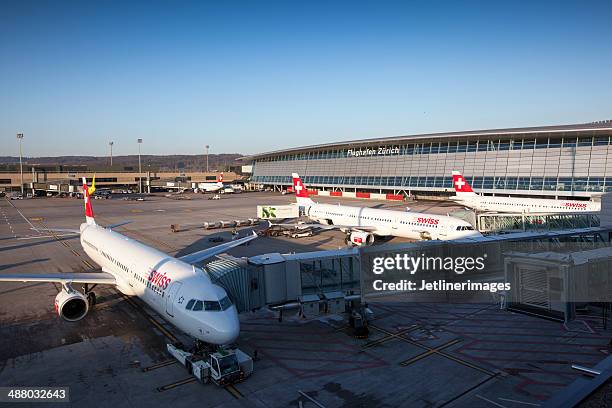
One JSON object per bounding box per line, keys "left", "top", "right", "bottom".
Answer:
{"left": 205, "top": 227, "right": 612, "bottom": 323}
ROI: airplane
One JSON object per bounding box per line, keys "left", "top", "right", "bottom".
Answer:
{"left": 450, "top": 171, "right": 601, "bottom": 213}
{"left": 0, "top": 177, "right": 257, "bottom": 346}
{"left": 289, "top": 173, "right": 482, "bottom": 245}
{"left": 197, "top": 173, "right": 225, "bottom": 193}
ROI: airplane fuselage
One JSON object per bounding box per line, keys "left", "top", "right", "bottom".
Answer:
{"left": 452, "top": 196, "right": 601, "bottom": 214}
{"left": 198, "top": 182, "right": 223, "bottom": 192}
{"left": 79, "top": 223, "right": 239, "bottom": 344}
{"left": 306, "top": 203, "right": 481, "bottom": 240}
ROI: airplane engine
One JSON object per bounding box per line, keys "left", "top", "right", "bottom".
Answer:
{"left": 55, "top": 285, "right": 89, "bottom": 321}
{"left": 348, "top": 231, "right": 375, "bottom": 246}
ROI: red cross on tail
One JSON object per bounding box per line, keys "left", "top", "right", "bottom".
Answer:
{"left": 292, "top": 173, "right": 314, "bottom": 205}
{"left": 451, "top": 171, "right": 476, "bottom": 196}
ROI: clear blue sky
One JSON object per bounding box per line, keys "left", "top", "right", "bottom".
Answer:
{"left": 1, "top": 1, "right": 611, "bottom": 157}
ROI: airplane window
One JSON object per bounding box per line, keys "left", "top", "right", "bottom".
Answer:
{"left": 220, "top": 296, "right": 232, "bottom": 310}
{"left": 186, "top": 299, "right": 196, "bottom": 310}
{"left": 204, "top": 301, "right": 222, "bottom": 311}
{"left": 193, "top": 300, "right": 204, "bottom": 311}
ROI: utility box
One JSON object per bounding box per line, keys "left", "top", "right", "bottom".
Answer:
{"left": 504, "top": 248, "right": 612, "bottom": 322}
{"left": 300, "top": 294, "right": 321, "bottom": 317}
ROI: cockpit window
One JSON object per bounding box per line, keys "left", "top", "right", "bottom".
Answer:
{"left": 188, "top": 297, "right": 232, "bottom": 312}
{"left": 456, "top": 226, "right": 475, "bottom": 231}
{"left": 219, "top": 296, "right": 232, "bottom": 311}
{"left": 204, "top": 301, "right": 221, "bottom": 311}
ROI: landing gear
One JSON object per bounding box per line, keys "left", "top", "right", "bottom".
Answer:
{"left": 82, "top": 284, "right": 98, "bottom": 307}
{"left": 191, "top": 339, "right": 212, "bottom": 355}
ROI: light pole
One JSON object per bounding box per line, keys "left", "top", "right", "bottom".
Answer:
{"left": 16, "top": 133, "right": 24, "bottom": 196}
{"left": 205, "top": 145, "right": 209, "bottom": 173}
{"left": 109, "top": 141, "right": 114, "bottom": 167}
{"left": 137, "top": 138, "right": 143, "bottom": 194}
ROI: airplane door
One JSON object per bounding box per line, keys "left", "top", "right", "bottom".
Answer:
{"left": 165, "top": 282, "right": 183, "bottom": 317}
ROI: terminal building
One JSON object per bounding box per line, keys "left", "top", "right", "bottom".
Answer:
{"left": 244, "top": 121, "right": 612, "bottom": 199}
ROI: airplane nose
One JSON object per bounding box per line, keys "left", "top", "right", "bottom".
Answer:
{"left": 202, "top": 307, "right": 240, "bottom": 345}
{"left": 216, "top": 309, "right": 240, "bottom": 344}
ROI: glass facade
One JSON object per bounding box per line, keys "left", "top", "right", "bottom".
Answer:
{"left": 250, "top": 132, "right": 612, "bottom": 195}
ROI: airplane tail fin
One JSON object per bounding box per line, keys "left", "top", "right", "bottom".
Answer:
{"left": 292, "top": 173, "right": 314, "bottom": 206}
{"left": 217, "top": 172, "right": 224, "bottom": 183}
{"left": 452, "top": 171, "right": 476, "bottom": 197}
{"left": 82, "top": 176, "right": 97, "bottom": 225}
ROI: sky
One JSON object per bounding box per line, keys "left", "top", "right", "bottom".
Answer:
{"left": 1, "top": 0, "right": 611, "bottom": 157}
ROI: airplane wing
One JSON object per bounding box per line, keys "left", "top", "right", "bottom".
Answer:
{"left": 178, "top": 231, "right": 257, "bottom": 265}
{"left": 0, "top": 272, "right": 116, "bottom": 285}
{"left": 31, "top": 227, "right": 80, "bottom": 234}
{"left": 268, "top": 221, "right": 377, "bottom": 233}
{"left": 105, "top": 220, "right": 133, "bottom": 230}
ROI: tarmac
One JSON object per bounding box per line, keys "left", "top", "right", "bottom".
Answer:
{"left": 0, "top": 192, "right": 610, "bottom": 407}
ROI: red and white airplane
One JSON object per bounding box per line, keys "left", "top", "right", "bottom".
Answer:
{"left": 451, "top": 171, "right": 601, "bottom": 213}
{"left": 291, "top": 173, "right": 481, "bottom": 244}
{"left": 198, "top": 173, "right": 225, "bottom": 192}
{"left": 0, "top": 178, "right": 256, "bottom": 345}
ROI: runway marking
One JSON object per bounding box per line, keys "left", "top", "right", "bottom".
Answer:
{"left": 369, "top": 324, "right": 496, "bottom": 376}
{"left": 142, "top": 359, "right": 177, "bottom": 372}
{"left": 82, "top": 260, "right": 96, "bottom": 269}
{"left": 361, "top": 324, "right": 419, "bottom": 349}
{"left": 225, "top": 384, "right": 243, "bottom": 399}
{"left": 156, "top": 377, "right": 196, "bottom": 392}
{"left": 497, "top": 397, "right": 541, "bottom": 406}
{"left": 399, "top": 338, "right": 463, "bottom": 366}
{"left": 475, "top": 394, "right": 508, "bottom": 408}
{"left": 17, "top": 233, "right": 77, "bottom": 240}
{"left": 4, "top": 198, "right": 39, "bottom": 231}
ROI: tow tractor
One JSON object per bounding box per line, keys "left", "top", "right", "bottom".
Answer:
{"left": 167, "top": 342, "right": 253, "bottom": 386}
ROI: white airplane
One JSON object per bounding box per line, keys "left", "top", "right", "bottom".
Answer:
{"left": 197, "top": 173, "right": 225, "bottom": 193}
{"left": 290, "top": 173, "right": 481, "bottom": 244}
{"left": 450, "top": 171, "right": 601, "bottom": 213}
{"left": 0, "top": 178, "right": 257, "bottom": 345}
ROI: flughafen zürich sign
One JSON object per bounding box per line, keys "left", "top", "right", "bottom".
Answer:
{"left": 346, "top": 146, "right": 400, "bottom": 157}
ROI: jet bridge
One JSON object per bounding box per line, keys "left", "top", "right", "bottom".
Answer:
{"left": 205, "top": 227, "right": 612, "bottom": 318}
{"left": 449, "top": 209, "right": 600, "bottom": 233}
{"left": 205, "top": 249, "right": 360, "bottom": 314}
